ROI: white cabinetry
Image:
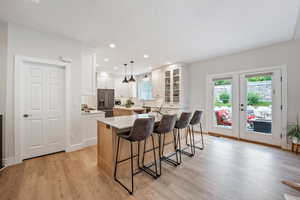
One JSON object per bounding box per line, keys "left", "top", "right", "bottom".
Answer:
{"left": 82, "top": 49, "right": 96, "bottom": 96}
{"left": 163, "top": 64, "right": 188, "bottom": 105}
{"left": 97, "top": 73, "right": 115, "bottom": 89}
{"left": 81, "top": 112, "right": 104, "bottom": 147}
{"left": 151, "top": 68, "right": 164, "bottom": 98}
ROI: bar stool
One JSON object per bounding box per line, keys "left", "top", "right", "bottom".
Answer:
{"left": 187, "top": 111, "right": 204, "bottom": 153}
{"left": 114, "top": 117, "right": 158, "bottom": 195}
{"left": 174, "top": 112, "right": 192, "bottom": 163}
{"left": 153, "top": 114, "right": 178, "bottom": 176}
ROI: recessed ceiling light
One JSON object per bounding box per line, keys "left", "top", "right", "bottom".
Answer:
{"left": 109, "top": 43, "right": 116, "bottom": 48}
{"left": 99, "top": 72, "right": 109, "bottom": 77}
{"left": 25, "top": 0, "right": 40, "bottom": 4}
{"left": 104, "top": 58, "right": 109, "bottom": 62}
{"left": 113, "top": 66, "right": 119, "bottom": 70}
{"left": 95, "top": 63, "right": 99, "bottom": 67}
{"left": 144, "top": 54, "right": 149, "bottom": 58}
{"left": 166, "top": 62, "right": 171, "bottom": 65}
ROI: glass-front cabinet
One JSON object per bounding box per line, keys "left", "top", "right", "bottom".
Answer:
{"left": 165, "top": 71, "right": 171, "bottom": 103}
{"left": 164, "top": 68, "right": 181, "bottom": 104}
{"left": 173, "top": 69, "right": 180, "bottom": 103}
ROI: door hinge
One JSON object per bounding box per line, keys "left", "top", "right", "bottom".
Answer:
{"left": 280, "top": 133, "right": 283, "bottom": 139}
{"left": 281, "top": 105, "right": 283, "bottom": 110}
{"left": 280, "top": 76, "right": 283, "bottom": 82}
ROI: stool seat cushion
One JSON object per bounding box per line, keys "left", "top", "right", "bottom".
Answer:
{"left": 175, "top": 112, "right": 192, "bottom": 129}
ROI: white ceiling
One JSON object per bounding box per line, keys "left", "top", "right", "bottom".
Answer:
{"left": 0, "top": 0, "right": 300, "bottom": 75}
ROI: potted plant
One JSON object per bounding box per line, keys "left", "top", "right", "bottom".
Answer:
{"left": 287, "top": 120, "right": 300, "bottom": 144}
{"left": 125, "top": 99, "right": 134, "bottom": 108}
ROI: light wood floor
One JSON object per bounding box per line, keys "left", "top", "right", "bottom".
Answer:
{"left": 1, "top": 135, "right": 300, "bottom": 200}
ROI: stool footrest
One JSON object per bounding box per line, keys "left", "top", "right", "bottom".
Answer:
{"left": 180, "top": 149, "right": 194, "bottom": 157}
{"left": 186, "top": 143, "right": 204, "bottom": 150}
{"left": 161, "top": 154, "right": 180, "bottom": 166}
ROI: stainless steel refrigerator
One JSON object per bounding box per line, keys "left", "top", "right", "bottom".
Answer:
{"left": 97, "top": 89, "right": 114, "bottom": 117}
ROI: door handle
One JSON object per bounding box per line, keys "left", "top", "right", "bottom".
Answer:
{"left": 23, "top": 114, "right": 32, "bottom": 118}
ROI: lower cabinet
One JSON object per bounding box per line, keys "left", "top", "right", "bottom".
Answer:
{"left": 81, "top": 113, "right": 105, "bottom": 147}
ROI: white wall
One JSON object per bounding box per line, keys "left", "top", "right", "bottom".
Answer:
{"left": 0, "top": 21, "right": 7, "bottom": 114}
{"left": 188, "top": 39, "right": 300, "bottom": 133}
{"left": 4, "top": 23, "right": 84, "bottom": 162}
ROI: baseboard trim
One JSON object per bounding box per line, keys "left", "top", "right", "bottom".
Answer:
{"left": 66, "top": 143, "right": 82, "bottom": 152}
{"left": 205, "top": 131, "right": 281, "bottom": 149}
{"left": 3, "top": 156, "right": 20, "bottom": 167}
{"left": 82, "top": 137, "right": 97, "bottom": 148}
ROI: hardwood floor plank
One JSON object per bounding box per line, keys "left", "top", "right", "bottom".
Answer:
{"left": 0, "top": 135, "right": 299, "bottom": 200}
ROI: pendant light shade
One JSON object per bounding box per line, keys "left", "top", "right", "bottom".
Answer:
{"left": 128, "top": 61, "right": 136, "bottom": 82}
{"left": 122, "top": 64, "right": 129, "bottom": 83}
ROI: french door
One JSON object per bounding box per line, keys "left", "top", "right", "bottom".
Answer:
{"left": 208, "top": 68, "right": 283, "bottom": 146}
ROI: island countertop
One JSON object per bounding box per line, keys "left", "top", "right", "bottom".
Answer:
{"left": 96, "top": 113, "right": 161, "bottom": 130}
{"left": 113, "top": 106, "right": 146, "bottom": 111}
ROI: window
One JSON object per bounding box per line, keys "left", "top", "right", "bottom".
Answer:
{"left": 138, "top": 75, "right": 152, "bottom": 100}
{"left": 213, "top": 78, "right": 232, "bottom": 129}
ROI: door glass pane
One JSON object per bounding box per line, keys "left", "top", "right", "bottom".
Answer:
{"left": 213, "top": 79, "right": 232, "bottom": 128}
{"left": 246, "top": 74, "right": 272, "bottom": 134}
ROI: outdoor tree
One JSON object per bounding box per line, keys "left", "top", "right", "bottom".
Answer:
{"left": 247, "top": 92, "right": 261, "bottom": 106}
{"left": 219, "top": 92, "right": 230, "bottom": 104}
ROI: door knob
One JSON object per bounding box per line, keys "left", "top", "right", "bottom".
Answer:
{"left": 23, "top": 114, "right": 31, "bottom": 118}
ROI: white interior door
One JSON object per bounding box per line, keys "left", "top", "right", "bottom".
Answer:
{"left": 21, "top": 61, "right": 65, "bottom": 159}
{"left": 239, "top": 70, "right": 282, "bottom": 146}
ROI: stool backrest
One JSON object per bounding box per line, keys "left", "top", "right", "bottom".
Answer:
{"left": 156, "top": 114, "right": 177, "bottom": 134}
{"left": 175, "top": 112, "right": 192, "bottom": 129}
{"left": 128, "top": 117, "right": 155, "bottom": 141}
{"left": 190, "top": 110, "right": 203, "bottom": 125}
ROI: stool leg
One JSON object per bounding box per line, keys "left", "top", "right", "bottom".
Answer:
{"left": 188, "top": 126, "right": 194, "bottom": 156}
{"left": 114, "top": 137, "right": 133, "bottom": 195}
{"left": 177, "top": 129, "right": 182, "bottom": 164}
{"left": 199, "top": 122, "right": 205, "bottom": 150}
{"left": 130, "top": 141, "right": 134, "bottom": 194}
{"left": 158, "top": 134, "right": 162, "bottom": 176}
{"left": 162, "top": 133, "right": 166, "bottom": 157}
{"left": 141, "top": 140, "right": 146, "bottom": 168}
{"left": 173, "top": 130, "right": 179, "bottom": 165}
{"left": 114, "top": 136, "right": 121, "bottom": 180}
{"left": 137, "top": 141, "right": 140, "bottom": 168}
{"left": 191, "top": 126, "right": 196, "bottom": 154}
{"left": 151, "top": 135, "right": 158, "bottom": 178}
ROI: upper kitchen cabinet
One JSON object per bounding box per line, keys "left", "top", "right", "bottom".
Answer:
{"left": 97, "top": 72, "right": 115, "bottom": 89}
{"left": 81, "top": 48, "right": 96, "bottom": 96}
{"left": 163, "top": 64, "right": 188, "bottom": 106}
{"left": 152, "top": 68, "right": 164, "bottom": 98}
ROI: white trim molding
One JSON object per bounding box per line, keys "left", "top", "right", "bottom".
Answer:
{"left": 206, "top": 65, "right": 288, "bottom": 148}
{"left": 14, "top": 55, "right": 72, "bottom": 163}
{"left": 66, "top": 143, "right": 82, "bottom": 152}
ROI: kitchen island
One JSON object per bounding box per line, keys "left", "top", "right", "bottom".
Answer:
{"left": 96, "top": 114, "right": 179, "bottom": 177}
{"left": 113, "top": 106, "right": 146, "bottom": 116}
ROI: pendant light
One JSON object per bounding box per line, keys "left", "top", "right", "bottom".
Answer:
{"left": 128, "top": 60, "right": 136, "bottom": 82}
{"left": 122, "top": 64, "right": 128, "bottom": 83}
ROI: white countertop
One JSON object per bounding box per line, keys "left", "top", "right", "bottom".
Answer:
{"left": 143, "top": 104, "right": 186, "bottom": 109}
{"left": 113, "top": 106, "right": 146, "bottom": 110}
{"left": 96, "top": 113, "right": 162, "bottom": 130}
{"left": 81, "top": 110, "right": 105, "bottom": 116}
